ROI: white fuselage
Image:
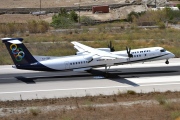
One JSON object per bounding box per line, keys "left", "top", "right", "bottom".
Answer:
{"left": 38, "top": 47, "right": 174, "bottom": 71}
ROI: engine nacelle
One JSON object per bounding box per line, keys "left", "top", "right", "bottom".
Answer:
{"left": 97, "top": 48, "right": 111, "bottom": 52}
{"left": 83, "top": 54, "right": 93, "bottom": 62}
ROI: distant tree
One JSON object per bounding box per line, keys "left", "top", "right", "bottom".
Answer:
{"left": 69, "top": 10, "right": 78, "bottom": 22}
{"left": 59, "top": 8, "right": 68, "bottom": 17}
{"left": 51, "top": 8, "right": 78, "bottom": 28}
{"left": 127, "top": 11, "right": 142, "bottom": 22}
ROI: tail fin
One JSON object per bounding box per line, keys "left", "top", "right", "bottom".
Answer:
{"left": 2, "top": 38, "right": 37, "bottom": 65}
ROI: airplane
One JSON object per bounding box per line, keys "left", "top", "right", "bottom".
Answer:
{"left": 1, "top": 38, "right": 175, "bottom": 74}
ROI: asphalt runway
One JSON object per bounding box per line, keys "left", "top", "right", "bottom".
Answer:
{"left": 0, "top": 58, "right": 180, "bottom": 101}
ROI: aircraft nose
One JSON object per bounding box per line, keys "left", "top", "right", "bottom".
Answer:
{"left": 171, "top": 53, "right": 175, "bottom": 58}
{"left": 167, "top": 51, "right": 175, "bottom": 58}
{"left": 168, "top": 51, "right": 175, "bottom": 58}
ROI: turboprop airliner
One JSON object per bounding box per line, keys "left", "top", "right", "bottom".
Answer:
{"left": 2, "top": 38, "right": 175, "bottom": 73}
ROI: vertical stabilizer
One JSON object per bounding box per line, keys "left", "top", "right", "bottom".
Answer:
{"left": 2, "top": 38, "right": 37, "bottom": 65}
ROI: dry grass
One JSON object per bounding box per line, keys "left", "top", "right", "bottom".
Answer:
{"left": 0, "top": 14, "right": 52, "bottom": 23}
{"left": 0, "top": 91, "right": 180, "bottom": 120}
{"left": 1, "top": 27, "right": 180, "bottom": 65}
{"left": 1, "top": 105, "right": 173, "bottom": 120}
{"left": 0, "top": 15, "right": 180, "bottom": 65}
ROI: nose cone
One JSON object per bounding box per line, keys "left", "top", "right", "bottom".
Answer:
{"left": 171, "top": 53, "right": 175, "bottom": 58}
{"left": 168, "top": 51, "right": 175, "bottom": 58}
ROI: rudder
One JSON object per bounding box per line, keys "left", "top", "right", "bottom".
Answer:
{"left": 2, "top": 38, "right": 37, "bottom": 65}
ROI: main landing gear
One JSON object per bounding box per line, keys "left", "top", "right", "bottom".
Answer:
{"left": 165, "top": 59, "right": 169, "bottom": 64}
{"left": 104, "top": 66, "right": 111, "bottom": 77}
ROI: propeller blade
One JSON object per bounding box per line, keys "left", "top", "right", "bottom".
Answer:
{"left": 126, "top": 46, "right": 133, "bottom": 58}
{"left": 126, "top": 46, "right": 129, "bottom": 54}
{"left": 108, "top": 41, "right": 115, "bottom": 52}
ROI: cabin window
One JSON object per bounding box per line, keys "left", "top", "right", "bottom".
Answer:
{"left": 70, "top": 63, "right": 72, "bottom": 65}
{"left": 160, "top": 49, "right": 166, "bottom": 52}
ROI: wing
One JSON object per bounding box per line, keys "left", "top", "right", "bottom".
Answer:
{"left": 72, "top": 41, "right": 92, "bottom": 54}
{"left": 71, "top": 41, "right": 128, "bottom": 60}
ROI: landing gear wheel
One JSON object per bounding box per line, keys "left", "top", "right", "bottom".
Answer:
{"left": 165, "top": 60, "right": 169, "bottom": 64}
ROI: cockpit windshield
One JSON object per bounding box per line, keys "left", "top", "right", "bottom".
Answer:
{"left": 160, "top": 49, "right": 166, "bottom": 52}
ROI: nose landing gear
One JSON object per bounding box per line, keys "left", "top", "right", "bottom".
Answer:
{"left": 165, "top": 60, "right": 169, "bottom": 64}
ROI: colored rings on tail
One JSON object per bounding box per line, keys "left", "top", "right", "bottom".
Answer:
{"left": 10, "top": 44, "right": 25, "bottom": 61}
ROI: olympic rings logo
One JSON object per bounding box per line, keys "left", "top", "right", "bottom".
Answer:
{"left": 10, "top": 44, "right": 25, "bottom": 62}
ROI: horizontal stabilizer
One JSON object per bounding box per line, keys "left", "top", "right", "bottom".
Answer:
{"left": 1, "top": 38, "right": 23, "bottom": 43}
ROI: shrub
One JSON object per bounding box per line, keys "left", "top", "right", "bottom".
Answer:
{"left": 0, "top": 23, "right": 26, "bottom": 35}
{"left": 37, "top": 20, "right": 49, "bottom": 33}
{"left": 158, "top": 22, "right": 166, "bottom": 29}
{"left": 69, "top": 10, "right": 78, "bottom": 22}
{"left": 156, "top": 95, "right": 167, "bottom": 105}
{"left": 27, "top": 20, "right": 49, "bottom": 33}
{"left": 27, "top": 20, "right": 37, "bottom": 33}
{"left": 127, "top": 90, "right": 136, "bottom": 95}
{"left": 177, "top": 4, "right": 180, "bottom": 10}
{"left": 171, "top": 111, "right": 180, "bottom": 120}
{"left": 29, "top": 108, "right": 41, "bottom": 116}
{"left": 80, "top": 16, "right": 95, "bottom": 26}
{"left": 127, "top": 11, "right": 145, "bottom": 23}
{"left": 51, "top": 8, "right": 78, "bottom": 29}
{"left": 135, "top": 9, "right": 180, "bottom": 26}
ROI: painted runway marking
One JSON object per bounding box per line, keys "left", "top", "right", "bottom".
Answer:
{"left": 0, "top": 82, "right": 180, "bottom": 94}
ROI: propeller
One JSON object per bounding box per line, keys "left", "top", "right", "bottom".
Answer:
{"left": 126, "top": 46, "right": 133, "bottom": 58}
{"left": 107, "top": 41, "right": 115, "bottom": 52}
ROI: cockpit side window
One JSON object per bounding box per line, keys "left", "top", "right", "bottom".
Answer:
{"left": 160, "top": 49, "right": 166, "bottom": 52}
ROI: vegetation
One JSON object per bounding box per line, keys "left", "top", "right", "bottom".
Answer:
{"left": 50, "top": 8, "right": 78, "bottom": 28}
{"left": 80, "top": 16, "right": 96, "bottom": 26}
{"left": 0, "top": 20, "right": 49, "bottom": 36}
{"left": 177, "top": 4, "right": 180, "bottom": 10}
{"left": 27, "top": 20, "right": 49, "bottom": 33}
{"left": 127, "top": 90, "right": 136, "bottom": 95}
{"left": 29, "top": 108, "right": 41, "bottom": 116}
{"left": 0, "top": 91, "right": 180, "bottom": 120}
{"left": 0, "top": 27, "right": 180, "bottom": 65}
{"left": 129, "top": 9, "right": 180, "bottom": 26}
{"left": 0, "top": 9, "right": 180, "bottom": 65}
